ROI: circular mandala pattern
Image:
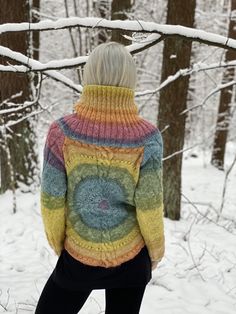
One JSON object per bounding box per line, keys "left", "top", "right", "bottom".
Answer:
{"left": 73, "top": 176, "right": 128, "bottom": 229}
{"left": 67, "top": 163, "right": 137, "bottom": 242}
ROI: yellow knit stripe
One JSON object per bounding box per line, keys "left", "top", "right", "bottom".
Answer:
{"left": 64, "top": 236, "right": 145, "bottom": 267}
{"left": 83, "top": 84, "right": 134, "bottom": 97}
{"left": 41, "top": 206, "right": 66, "bottom": 255}
{"left": 63, "top": 137, "right": 144, "bottom": 161}
{"left": 65, "top": 218, "right": 142, "bottom": 252}
{"left": 63, "top": 138, "right": 143, "bottom": 180}
{"left": 66, "top": 154, "right": 140, "bottom": 179}
{"left": 74, "top": 85, "right": 139, "bottom": 124}
{"left": 136, "top": 204, "right": 165, "bottom": 260}
{"left": 75, "top": 104, "right": 140, "bottom": 124}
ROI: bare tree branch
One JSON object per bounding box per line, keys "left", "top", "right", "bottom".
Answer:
{"left": 0, "top": 33, "right": 163, "bottom": 73}
{"left": 218, "top": 153, "right": 236, "bottom": 220}
{"left": 0, "top": 45, "right": 82, "bottom": 93}
{"left": 1, "top": 17, "right": 236, "bottom": 50}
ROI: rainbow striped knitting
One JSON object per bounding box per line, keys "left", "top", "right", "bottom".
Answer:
{"left": 40, "top": 84, "right": 165, "bottom": 268}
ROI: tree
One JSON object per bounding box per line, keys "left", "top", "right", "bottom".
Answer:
{"left": 0, "top": 0, "right": 38, "bottom": 194}
{"left": 158, "top": 0, "right": 196, "bottom": 220}
{"left": 111, "top": 0, "right": 133, "bottom": 45}
{"left": 211, "top": 0, "right": 236, "bottom": 170}
{"left": 32, "top": 0, "right": 40, "bottom": 61}
{"left": 94, "top": 0, "right": 110, "bottom": 44}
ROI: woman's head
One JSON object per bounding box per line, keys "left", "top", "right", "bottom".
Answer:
{"left": 82, "top": 42, "right": 137, "bottom": 89}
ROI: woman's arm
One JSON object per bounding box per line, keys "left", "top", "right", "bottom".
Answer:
{"left": 134, "top": 129, "right": 165, "bottom": 264}
{"left": 40, "top": 120, "right": 67, "bottom": 256}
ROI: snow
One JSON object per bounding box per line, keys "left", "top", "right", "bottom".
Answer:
{"left": 0, "top": 56, "right": 88, "bottom": 72}
{"left": 1, "top": 17, "right": 236, "bottom": 50}
{"left": 1, "top": 144, "right": 236, "bottom": 313}
{"left": 0, "top": 45, "right": 82, "bottom": 93}
{"left": 126, "top": 33, "right": 162, "bottom": 52}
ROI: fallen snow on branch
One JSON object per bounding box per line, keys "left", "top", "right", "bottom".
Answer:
{"left": 0, "top": 33, "right": 161, "bottom": 73}
{"left": 0, "top": 45, "right": 82, "bottom": 93}
{"left": 1, "top": 16, "right": 236, "bottom": 50}
{"left": 0, "top": 33, "right": 163, "bottom": 94}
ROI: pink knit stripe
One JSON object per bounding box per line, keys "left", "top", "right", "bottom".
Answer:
{"left": 63, "top": 114, "right": 156, "bottom": 141}
{"left": 46, "top": 121, "right": 65, "bottom": 163}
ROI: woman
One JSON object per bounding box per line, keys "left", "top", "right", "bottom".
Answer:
{"left": 35, "top": 42, "right": 165, "bottom": 314}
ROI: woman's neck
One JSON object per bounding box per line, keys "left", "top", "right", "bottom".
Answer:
{"left": 73, "top": 85, "right": 140, "bottom": 124}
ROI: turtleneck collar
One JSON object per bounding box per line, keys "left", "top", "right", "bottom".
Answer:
{"left": 73, "top": 85, "right": 140, "bottom": 124}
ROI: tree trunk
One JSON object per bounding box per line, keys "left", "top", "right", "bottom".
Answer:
{"left": 0, "top": 0, "right": 38, "bottom": 194}
{"left": 95, "top": 0, "right": 110, "bottom": 44}
{"left": 32, "top": 0, "right": 40, "bottom": 61}
{"left": 211, "top": 0, "right": 236, "bottom": 170}
{"left": 158, "top": 0, "right": 196, "bottom": 220}
{"left": 111, "top": 0, "right": 133, "bottom": 45}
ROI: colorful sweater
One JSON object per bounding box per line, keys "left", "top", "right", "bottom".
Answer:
{"left": 40, "top": 84, "right": 165, "bottom": 268}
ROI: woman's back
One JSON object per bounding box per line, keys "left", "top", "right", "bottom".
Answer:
{"left": 41, "top": 84, "right": 164, "bottom": 269}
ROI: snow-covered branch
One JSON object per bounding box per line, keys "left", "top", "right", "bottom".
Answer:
{"left": 0, "top": 32, "right": 163, "bottom": 94}
{"left": 1, "top": 17, "right": 236, "bottom": 98}
{"left": 136, "top": 59, "right": 236, "bottom": 97}
{"left": 0, "top": 33, "right": 162, "bottom": 74}
{"left": 1, "top": 16, "right": 236, "bottom": 50}
{"left": 0, "top": 45, "right": 82, "bottom": 93}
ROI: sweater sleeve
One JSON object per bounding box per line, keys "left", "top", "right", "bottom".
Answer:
{"left": 134, "top": 129, "right": 165, "bottom": 263}
{"left": 40, "top": 120, "right": 67, "bottom": 256}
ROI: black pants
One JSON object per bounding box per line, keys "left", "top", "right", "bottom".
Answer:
{"left": 35, "top": 273, "right": 147, "bottom": 314}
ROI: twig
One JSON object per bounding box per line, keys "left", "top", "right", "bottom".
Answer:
{"left": 183, "top": 210, "right": 206, "bottom": 282}
{"left": 181, "top": 193, "right": 236, "bottom": 235}
{"left": 218, "top": 153, "right": 236, "bottom": 221}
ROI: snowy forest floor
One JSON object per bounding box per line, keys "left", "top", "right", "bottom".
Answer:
{"left": 0, "top": 147, "right": 236, "bottom": 314}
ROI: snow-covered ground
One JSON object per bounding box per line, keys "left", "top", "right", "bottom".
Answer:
{"left": 0, "top": 145, "right": 236, "bottom": 314}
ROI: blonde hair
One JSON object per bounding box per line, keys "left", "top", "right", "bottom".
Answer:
{"left": 82, "top": 42, "right": 137, "bottom": 89}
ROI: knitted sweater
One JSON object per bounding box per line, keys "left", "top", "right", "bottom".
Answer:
{"left": 40, "top": 84, "right": 165, "bottom": 268}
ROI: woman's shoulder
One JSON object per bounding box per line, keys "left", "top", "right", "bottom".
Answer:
{"left": 137, "top": 118, "right": 163, "bottom": 165}
{"left": 47, "top": 113, "right": 77, "bottom": 130}
{"left": 138, "top": 116, "right": 160, "bottom": 131}
{"left": 138, "top": 117, "right": 162, "bottom": 143}
{"left": 49, "top": 113, "right": 79, "bottom": 137}
{"left": 56, "top": 112, "right": 78, "bottom": 126}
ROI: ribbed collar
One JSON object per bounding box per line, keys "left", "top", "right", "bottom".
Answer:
{"left": 73, "top": 85, "right": 140, "bottom": 124}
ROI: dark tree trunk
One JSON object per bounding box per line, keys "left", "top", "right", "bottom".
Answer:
{"left": 211, "top": 0, "right": 236, "bottom": 170}
{"left": 158, "top": 0, "right": 196, "bottom": 220}
{"left": 32, "top": 0, "right": 40, "bottom": 91}
{"left": 0, "top": 0, "right": 38, "bottom": 194}
{"left": 111, "top": 0, "right": 133, "bottom": 45}
{"left": 96, "top": 0, "right": 110, "bottom": 44}
{"left": 32, "top": 0, "right": 40, "bottom": 61}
